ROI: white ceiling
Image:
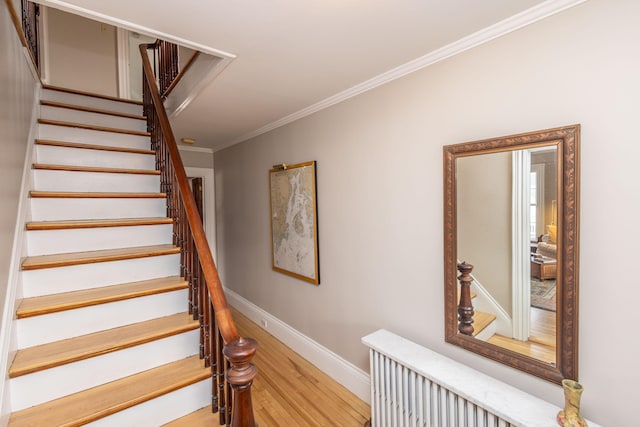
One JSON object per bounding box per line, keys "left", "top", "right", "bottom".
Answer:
{"left": 41, "top": 0, "right": 581, "bottom": 151}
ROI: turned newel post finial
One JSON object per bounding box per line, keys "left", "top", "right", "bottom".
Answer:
{"left": 223, "top": 337, "right": 259, "bottom": 427}
{"left": 457, "top": 261, "right": 475, "bottom": 336}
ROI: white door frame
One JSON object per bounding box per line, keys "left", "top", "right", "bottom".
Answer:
{"left": 38, "top": 4, "right": 50, "bottom": 84}
{"left": 116, "top": 27, "right": 131, "bottom": 99}
{"left": 511, "top": 150, "right": 531, "bottom": 340}
{"left": 185, "top": 167, "right": 217, "bottom": 263}
{"left": 530, "top": 163, "right": 546, "bottom": 238}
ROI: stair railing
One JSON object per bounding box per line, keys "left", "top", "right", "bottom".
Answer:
{"left": 20, "top": 0, "right": 39, "bottom": 73}
{"left": 163, "top": 50, "right": 200, "bottom": 99}
{"left": 140, "top": 43, "right": 258, "bottom": 427}
{"left": 147, "top": 39, "right": 179, "bottom": 98}
{"left": 6, "top": 0, "right": 39, "bottom": 76}
{"left": 147, "top": 39, "right": 200, "bottom": 100}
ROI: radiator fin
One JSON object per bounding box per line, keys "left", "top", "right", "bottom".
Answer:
{"left": 369, "top": 349, "right": 513, "bottom": 427}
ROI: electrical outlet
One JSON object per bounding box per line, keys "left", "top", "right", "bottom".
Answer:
{"left": 260, "top": 319, "right": 268, "bottom": 329}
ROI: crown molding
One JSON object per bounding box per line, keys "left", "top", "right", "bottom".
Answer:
{"left": 35, "top": 0, "right": 236, "bottom": 59}
{"left": 229, "top": 0, "right": 588, "bottom": 146}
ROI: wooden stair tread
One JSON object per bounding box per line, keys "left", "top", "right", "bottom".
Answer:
{"left": 36, "top": 139, "right": 155, "bottom": 155}
{"left": 21, "top": 244, "right": 180, "bottom": 271}
{"left": 41, "top": 100, "right": 146, "bottom": 120}
{"left": 30, "top": 190, "right": 166, "bottom": 198}
{"left": 472, "top": 311, "right": 497, "bottom": 337}
{"left": 8, "top": 355, "right": 209, "bottom": 426}
{"left": 38, "top": 118, "right": 151, "bottom": 137}
{"left": 17, "top": 276, "right": 187, "bottom": 319}
{"left": 33, "top": 163, "right": 160, "bottom": 175}
{"left": 26, "top": 217, "right": 173, "bottom": 230}
{"left": 43, "top": 84, "right": 143, "bottom": 105}
{"left": 10, "top": 312, "right": 198, "bottom": 378}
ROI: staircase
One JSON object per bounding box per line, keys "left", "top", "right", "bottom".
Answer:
{"left": 8, "top": 86, "right": 212, "bottom": 426}
{"left": 459, "top": 286, "right": 556, "bottom": 364}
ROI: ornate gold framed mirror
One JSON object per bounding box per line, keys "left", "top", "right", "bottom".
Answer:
{"left": 443, "top": 125, "right": 580, "bottom": 384}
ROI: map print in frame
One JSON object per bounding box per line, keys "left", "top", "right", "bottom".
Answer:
{"left": 269, "top": 161, "right": 319, "bottom": 284}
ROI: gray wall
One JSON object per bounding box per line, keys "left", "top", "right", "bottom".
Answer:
{"left": 457, "top": 152, "right": 512, "bottom": 315}
{"left": 1, "top": 1, "right": 39, "bottom": 418}
{"left": 0, "top": 0, "right": 37, "bottom": 328}
{"left": 45, "top": 8, "right": 118, "bottom": 96}
{"left": 178, "top": 147, "right": 214, "bottom": 169}
{"left": 214, "top": 0, "right": 639, "bottom": 424}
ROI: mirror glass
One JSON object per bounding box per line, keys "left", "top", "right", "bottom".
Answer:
{"left": 443, "top": 125, "right": 579, "bottom": 384}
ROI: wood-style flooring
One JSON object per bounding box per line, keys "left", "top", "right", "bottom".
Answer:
{"left": 165, "top": 308, "right": 371, "bottom": 426}
{"left": 487, "top": 307, "right": 556, "bottom": 364}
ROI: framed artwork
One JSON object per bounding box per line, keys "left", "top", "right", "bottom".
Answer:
{"left": 269, "top": 161, "right": 319, "bottom": 284}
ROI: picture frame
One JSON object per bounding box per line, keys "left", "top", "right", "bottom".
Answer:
{"left": 269, "top": 161, "right": 320, "bottom": 284}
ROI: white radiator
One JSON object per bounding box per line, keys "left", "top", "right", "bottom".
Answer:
{"left": 362, "top": 330, "right": 600, "bottom": 427}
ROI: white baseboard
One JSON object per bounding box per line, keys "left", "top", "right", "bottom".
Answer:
{"left": 225, "top": 288, "right": 371, "bottom": 403}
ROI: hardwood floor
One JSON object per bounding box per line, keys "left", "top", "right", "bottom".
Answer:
{"left": 487, "top": 307, "right": 557, "bottom": 364}
{"left": 165, "top": 308, "right": 370, "bottom": 426}
{"left": 529, "top": 306, "right": 556, "bottom": 347}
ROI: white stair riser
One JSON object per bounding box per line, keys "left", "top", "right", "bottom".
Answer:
{"left": 26, "top": 224, "right": 173, "bottom": 256}
{"left": 30, "top": 197, "right": 167, "bottom": 221}
{"left": 21, "top": 254, "right": 180, "bottom": 297}
{"left": 38, "top": 124, "right": 150, "bottom": 150}
{"left": 42, "top": 89, "right": 142, "bottom": 116}
{"left": 9, "top": 88, "right": 206, "bottom": 425}
{"left": 41, "top": 105, "right": 147, "bottom": 132}
{"left": 33, "top": 169, "right": 160, "bottom": 193}
{"left": 36, "top": 145, "right": 156, "bottom": 170}
{"left": 86, "top": 379, "right": 211, "bottom": 427}
{"left": 11, "top": 330, "right": 199, "bottom": 411}
{"left": 17, "top": 289, "right": 189, "bottom": 348}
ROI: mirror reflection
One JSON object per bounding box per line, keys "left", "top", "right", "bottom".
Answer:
{"left": 443, "top": 124, "right": 580, "bottom": 384}
{"left": 456, "top": 147, "right": 558, "bottom": 365}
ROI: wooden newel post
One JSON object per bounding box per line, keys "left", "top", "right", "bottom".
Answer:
{"left": 223, "top": 337, "right": 259, "bottom": 427}
{"left": 457, "top": 261, "right": 475, "bottom": 336}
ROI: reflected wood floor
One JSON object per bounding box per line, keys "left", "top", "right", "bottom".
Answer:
{"left": 487, "top": 307, "right": 557, "bottom": 364}
{"left": 165, "top": 307, "right": 370, "bottom": 426}
{"left": 530, "top": 306, "right": 556, "bottom": 347}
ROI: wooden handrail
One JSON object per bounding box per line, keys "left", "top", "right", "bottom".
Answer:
{"left": 162, "top": 51, "right": 200, "bottom": 99}
{"left": 148, "top": 41, "right": 200, "bottom": 99}
{"left": 5, "top": 0, "right": 29, "bottom": 48}
{"left": 21, "top": 0, "right": 39, "bottom": 71}
{"left": 5, "top": 0, "right": 39, "bottom": 76}
{"left": 153, "top": 40, "right": 180, "bottom": 96}
{"left": 139, "top": 40, "right": 237, "bottom": 348}
{"left": 139, "top": 42, "right": 257, "bottom": 427}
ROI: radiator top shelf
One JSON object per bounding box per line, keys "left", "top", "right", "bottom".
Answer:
{"left": 362, "top": 329, "right": 601, "bottom": 427}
